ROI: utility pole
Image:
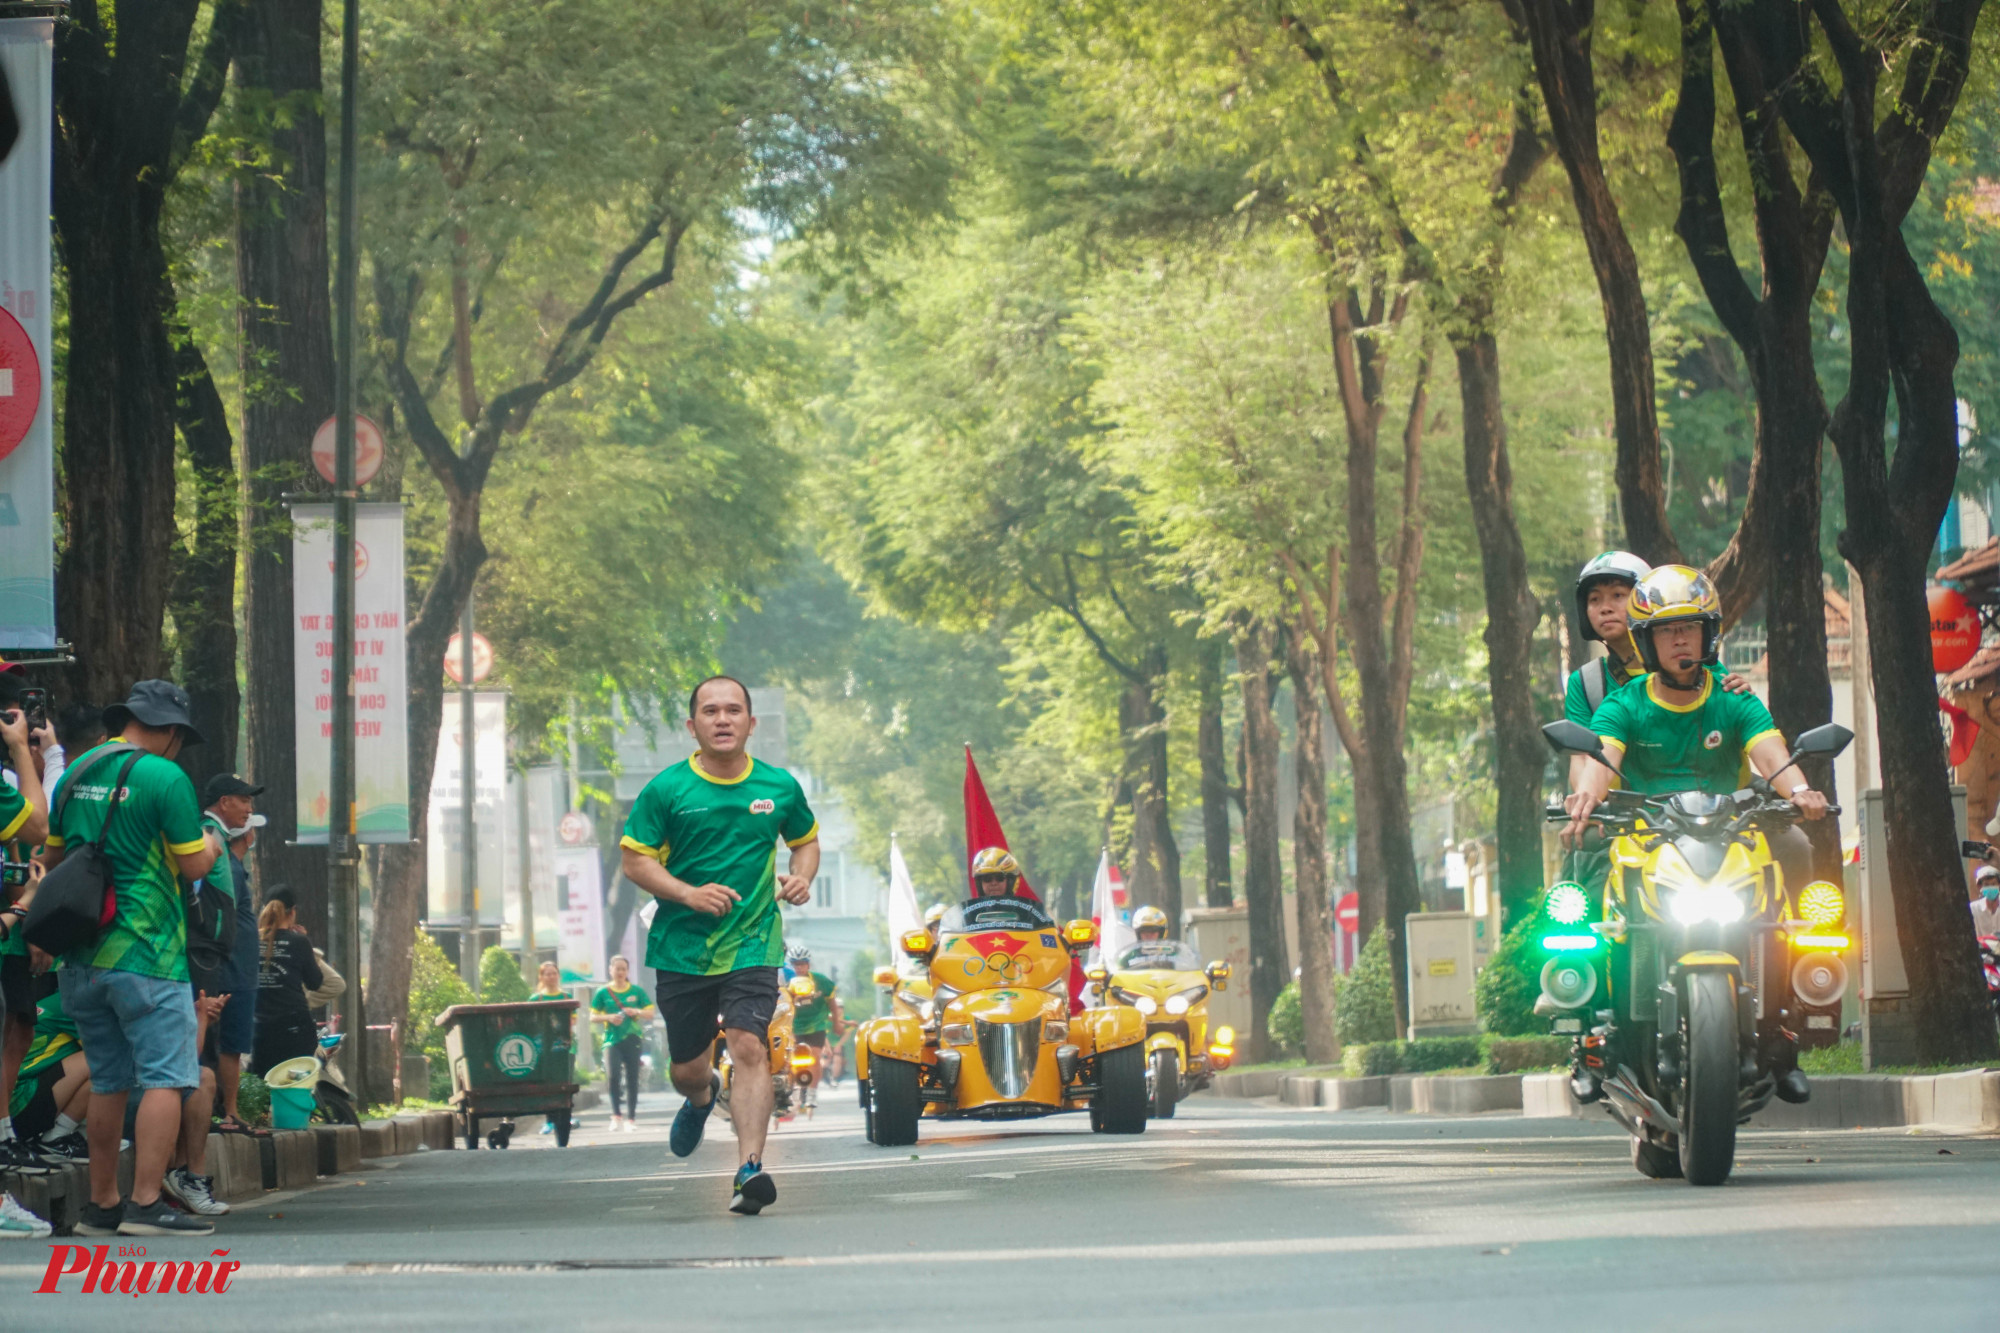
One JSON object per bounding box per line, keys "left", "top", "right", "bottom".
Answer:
{"left": 459, "top": 597, "right": 479, "bottom": 987}
{"left": 327, "top": 0, "right": 367, "bottom": 1099}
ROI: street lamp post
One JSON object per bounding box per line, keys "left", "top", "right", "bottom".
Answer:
{"left": 327, "top": 0, "right": 367, "bottom": 1099}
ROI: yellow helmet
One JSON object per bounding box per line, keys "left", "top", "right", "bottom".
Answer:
{"left": 1627, "top": 564, "right": 1722, "bottom": 673}
{"left": 969, "top": 846, "right": 1021, "bottom": 897}
{"left": 1132, "top": 904, "right": 1169, "bottom": 936}
{"left": 923, "top": 902, "right": 947, "bottom": 928}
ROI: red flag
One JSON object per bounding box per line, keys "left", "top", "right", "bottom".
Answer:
{"left": 1941, "top": 695, "right": 1981, "bottom": 769}
{"left": 964, "top": 745, "right": 1038, "bottom": 903}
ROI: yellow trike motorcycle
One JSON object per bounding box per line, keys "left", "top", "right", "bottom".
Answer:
{"left": 854, "top": 896, "right": 1149, "bottom": 1145}
{"left": 1090, "top": 941, "right": 1235, "bottom": 1118}
{"left": 1540, "top": 719, "right": 1852, "bottom": 1186}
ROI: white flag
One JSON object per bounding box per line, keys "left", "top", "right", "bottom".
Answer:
{"left": 1087, "top": 849, "right": 1135, "bottom": 975}
{"left": 888, "top": 835, "right": 924, "bottom": 977}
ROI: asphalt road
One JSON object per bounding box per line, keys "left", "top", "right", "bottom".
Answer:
{"left": 5, "top": 1085, "right": 1997, "bottom": 1331}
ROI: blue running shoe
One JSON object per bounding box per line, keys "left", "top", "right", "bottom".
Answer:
{"left": 729, "top": 1157, "right": 775, "bottom": 1215}
{"left": 670, "top": 1073, "right": 721, "bottom": 1158}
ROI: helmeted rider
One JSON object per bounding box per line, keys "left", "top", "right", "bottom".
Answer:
{"left": 1131, "top": 904, "right": 1168, "bottom": 943}
{"left": 784, "top": 942, "right": 843, "bottom": 1078}
{"left": 1561, "top": 552, "right": 1751, "bottom": 899}
{"left": 969, "top": 846, "right": 1023, "bottom": 899}
{"left": 1563, "top": 564, "right": 1826, "bottom": 1103}
{"left": 923, "top": 902, "right": 947, "bottom": 942}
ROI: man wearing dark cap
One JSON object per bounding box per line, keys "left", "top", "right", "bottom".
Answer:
{"left": 41, "top": 680, "right": 220, "bottom": 1237}
{"left": 201, "top": 774, "right": 263, "bottom": 1133}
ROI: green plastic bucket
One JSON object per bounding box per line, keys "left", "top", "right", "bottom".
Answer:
{"left": 270, "top": 1085, "right": 315, "bottom": 1129}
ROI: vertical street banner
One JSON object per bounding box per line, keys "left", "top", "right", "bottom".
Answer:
{"left": 554, "top": 845, "right": 607, "bottom": 983}
{"left": 425, "top": 691, "right": 509, "bottom": 924}
{"left": 0, "top": 21, "right": 57, "bottom": 649}
{"left": 292, "top": 503, "right": 412, "bottom": 842}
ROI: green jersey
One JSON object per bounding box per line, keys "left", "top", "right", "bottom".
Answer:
{"left": 528, "top": 989, "right": 569, "bottom": 1002}
{"left": 790, "top": 970, "right": 836, "bottom": 1035}
{"left": 47, "top": 741, "right": 208, "bottom": 982}
{"left": 9, "top": 989, "right": 79, "bottom": 1114}
{"left": 591, "top": 982, "right": 652, "bottom": 1044}
{"left": 1589, "top": 673, "right": 1783, "bottom": 797}
{"left": 1563, "top": 657, "right": 1729, "bottom": 729}
{"left": 620, "top": 756, "right": 817, "bottom": 977}
{"left": 0, "top": 775, "right": 32, "bottom": 961}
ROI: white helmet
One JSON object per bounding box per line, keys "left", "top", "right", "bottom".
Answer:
{"left": 1575, "top": 551, "right": 1652, "bottom": 643}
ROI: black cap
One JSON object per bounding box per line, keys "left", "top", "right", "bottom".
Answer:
{"left": 203, "top": 773, "right": 264, "bottom": 805}
{"left": 103, "top": 680, "right": 205, "bottom": 748}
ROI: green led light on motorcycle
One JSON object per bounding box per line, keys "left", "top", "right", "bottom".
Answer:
{"left": 1540, "top": 933, "right": 1601, "bottom": 952}
{"left": 1545, "top": 882, "right": 1590, "bottom": 925}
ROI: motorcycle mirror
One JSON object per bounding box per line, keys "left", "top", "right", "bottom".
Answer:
{"left": 1788, "top": 723, "right": 1853, "bottom": 762}
{"left": 1542, "top": 720, "right": 1618, "bottom": 771}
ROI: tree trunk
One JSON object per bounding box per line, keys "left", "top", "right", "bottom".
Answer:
{"left": 1196, "top": 637, "right": 1234, "bottom": 908}
{"left": 1285, "top": 633, "right": 1337, "bottom": 1064}
{"left": 49, "top": 4, "right": 215, "bottom": 704}
{"left": 235, "top": 0, "right": 335, "bottom": 937}
{"left": 1120, "top": 648, "right": 1181, "bottom": 933}
{"left": 1455, "top": 332, "right": 1546, "bottom": 928}
{"left": 166, "top": 322, "right": 240, "bottom": 790}
{"left": 1234, "top": 620, "right": 1285, "bottom": 1061}
{"left": 1517, "top": 0, "right": 1682, "bottom": 565}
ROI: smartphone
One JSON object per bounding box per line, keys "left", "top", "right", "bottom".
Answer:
{"left": 1963, "top": 840, "right": 1994, "bottom": 860}
{"left": 19, "top": 688, "right": 47, "bottom": 731}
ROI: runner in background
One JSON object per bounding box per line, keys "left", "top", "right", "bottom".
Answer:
{"left": 529, "top": 960, "right": 569, "bottom": 1136}
{"left": 590, "top": 956, "right": 654, "bottom": 1132}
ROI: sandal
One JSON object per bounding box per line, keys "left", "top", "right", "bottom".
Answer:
{"left": 213, "top": 1115, "right": 270, "bottom": 1138}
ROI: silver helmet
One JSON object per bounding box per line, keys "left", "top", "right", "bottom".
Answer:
{"left": 1574, "top": 551, "right": 1652, "bottom": 643}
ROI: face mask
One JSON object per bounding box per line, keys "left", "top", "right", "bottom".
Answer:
{"left": 1983, "top": 887, "right": 1998, "bottom": 904}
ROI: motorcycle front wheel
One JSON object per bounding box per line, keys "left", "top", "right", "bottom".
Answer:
{"left": 1678, "top": 970, "right": 1740, "bottom": 1186}
{"left": 313, "top": 1085, "right": 362, "bottom": 1127}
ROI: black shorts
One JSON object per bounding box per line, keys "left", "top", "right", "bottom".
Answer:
{"left": 798, "top": 1031, "right": 827, "bottom": 1049}
{"left": 655, "top": 967, "right": 778, "bottom": 1066}
{"left": 0, "top": 951, "right": 56, "bottom": 1020}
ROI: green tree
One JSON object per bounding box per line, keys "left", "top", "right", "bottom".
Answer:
{"left": 478, "top": 946, "right": 531, "bottom": 1005}
{"left": 408, "top": 928, "right": 476, "bottom": 1099}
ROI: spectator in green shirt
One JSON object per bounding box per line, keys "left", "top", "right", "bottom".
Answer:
{"left": 44, "top": 681, "right": 220, "bottom": 1239}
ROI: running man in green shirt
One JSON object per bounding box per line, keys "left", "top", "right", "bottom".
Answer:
{"left": 618, "top": 676, "right": 818, "bottom": 1216}
{"left": 590, "top": 955, "right": 656, "bottom": 1131}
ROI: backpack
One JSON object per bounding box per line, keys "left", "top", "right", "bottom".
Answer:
{"left": 22, "top": 745, "right": 143, "bottom": 956}
{"left": 1576, "top": 656, "right": 1626, "bottom": 714}
{"left": 184, "top": 817, "right": 237, "bottom": 978}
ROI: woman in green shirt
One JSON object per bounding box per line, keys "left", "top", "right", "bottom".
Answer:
{"left": 590, "top": 956, "right": 655, "bottom": 1132}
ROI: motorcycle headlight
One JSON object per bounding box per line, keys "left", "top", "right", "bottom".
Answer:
{"left": 1164, "top": 993, "right": 1189, "bottom": 1015}
{"left": 1133, "top": 995, "right": 1158, "bottom": 1016}
{"left": 1666, "top": 885, "right": 1747, "bottom": 925}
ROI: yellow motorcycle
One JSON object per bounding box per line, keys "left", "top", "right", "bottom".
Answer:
{"left": 1540, "top": 720, "right": 1852, "bottom": 1186}
{"left": 854, "top": 896, "right": 1149, "bottom": 1145}
{"left": 716, "top": 973, "right": 817, "bottom": 1123}
{"left": 1089, "top": 942, "right": 1235, "bottom": 1118}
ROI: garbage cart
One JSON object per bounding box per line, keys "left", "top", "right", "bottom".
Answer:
{"left": 435, "top": 999, "right": 581, "bottom": 1148}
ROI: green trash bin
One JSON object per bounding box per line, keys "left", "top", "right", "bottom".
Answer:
{"left": 435, "top": 1000, "right": 581, "bottom": 1148}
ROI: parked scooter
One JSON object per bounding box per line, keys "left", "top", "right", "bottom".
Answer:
{"left": 312, "top": 1022, "right": 362, "bottom": 1127}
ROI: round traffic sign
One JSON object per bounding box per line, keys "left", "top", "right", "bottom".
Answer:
{"left": 558, "top": 811, "right": 592, "bottom": 845}
{"left": 0, "top": 307, "right": 42, "bottom": 462}
{"left": 311, "top": 413, "right": 386, "bottom": 487}
{"left": 1930, "top": 585, "right": 1980, "bottom": 673}
{"left": 1335, "top": 890, "right": 1359, "bottom": 934}
{"left": 443, "top": 631, "right": 493, "bottom": 684}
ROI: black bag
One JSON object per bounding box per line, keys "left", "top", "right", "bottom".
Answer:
{"left": 184, "top": 825, "right": 236, "bottom": 977}
{"left": 22, "top": 746, "right": 143, "bottom": 957}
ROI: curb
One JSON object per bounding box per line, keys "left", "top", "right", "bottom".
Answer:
{"left": 0, "top": 1108, "right": 464, "bottom": 1234}
{"left": 1523, "top": 1069, "right": 2000, "bottom": 1131}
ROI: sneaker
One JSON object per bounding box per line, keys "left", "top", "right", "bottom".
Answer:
{"left": 0, "top": 1137, "right": 51, "bottom": 1176}
{"left": 729, "top": 1158, "right": 776, "bottom": 1216}
{"left": 119, "top": 1197, "right": 214, "bottom": 1237}
{"left": 622, "top": 1118, "right": 639, "bottom": 1133}
{"left": 669, "top": 1074, "right": 720, "bottom": 1159}
{"left": 162, "top": 1168, "right": 230, "bottom": 1217}
{"left": 33, "top": 1133, "right": 88, "bottom": 1164}
{"left": 539, "top": 1120, "right": 554, "bottom": 1135}
{"left": 609, "top": 1114, "right": 624, "bottom": 1133}
{"left": 75, "top": 1200, "right": 124, "bottom": 1236}
{"left": 0, "top": 1192, "right": 51, "bottom": 1240}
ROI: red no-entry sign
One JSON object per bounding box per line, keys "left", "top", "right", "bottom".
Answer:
{"left": 0, "top": 308, "right": 41, "bottom": 462}
{"left": 1336, "top": 890, "right": 1359, "bottom": 934}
